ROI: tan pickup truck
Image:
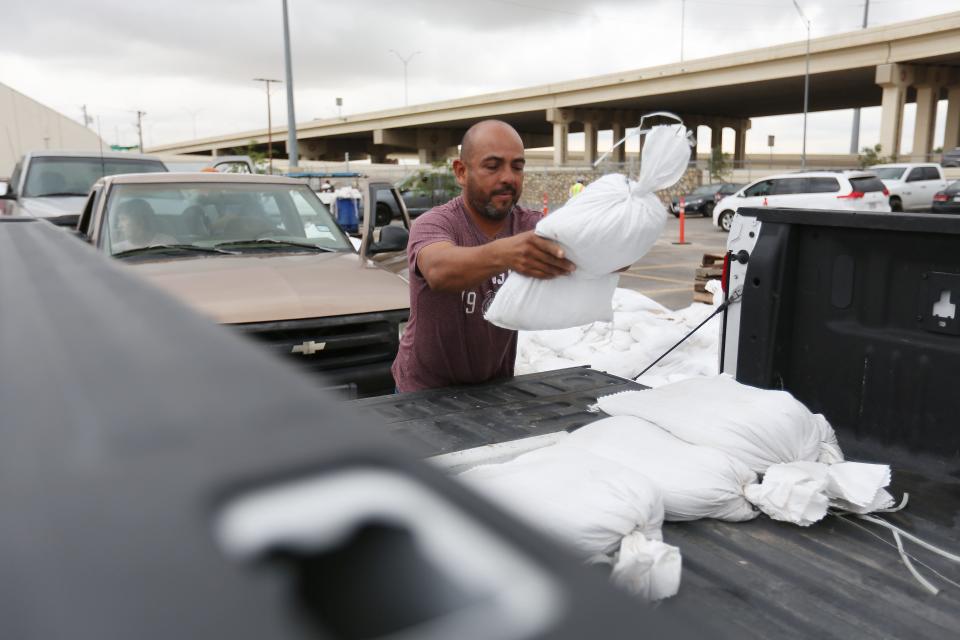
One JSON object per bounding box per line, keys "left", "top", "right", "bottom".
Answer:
{"left": 75, "top": 172, "right": 412, "bottom": 397}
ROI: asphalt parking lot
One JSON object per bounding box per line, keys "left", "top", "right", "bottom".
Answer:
{"left": 618, "top": 212, "right": 728, "bottom": 310}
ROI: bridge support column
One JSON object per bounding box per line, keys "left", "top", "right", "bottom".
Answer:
{"left": 945, "top": 85, "right": 960, "bottom": 152}
{"left": 734, "top": 120, "right": 750, "bottom": 169}
{"left": 710, "top": 125, "right": 723, "bottom": 157}
{"left": 876, "top": 63, "right": 914, "bottom": 160}
{"left": 910, "top": 67, "right": 951, "bottom": 162}
{"left": 911, "top": 86, "right": 939, "bottom": 162}
{"left": 583, "top": 119, "right": 599, "bottom": 165}
{"left": 367, "top": 146, "right": 390, "bottom": 164}
{"left": 418, "top": 145, "right": 457, "bottom": 165}
{"left": 611, "top": 121, "right": 626, "bottom": 164}
{"left": 546, "top": 108, "right": 574, "bottom": 166}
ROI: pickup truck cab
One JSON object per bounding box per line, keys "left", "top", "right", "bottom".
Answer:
{"left": 377, "top": 169, "right": 461, "bottom": 221}
{"left": 77, "top": 172, "right": 412, "bottom": 396}
{"left": 871, "top": 163, "right": 948, "bottom": 211}
{"left": 0, "top": 150, "right": 167, "bottom": 226}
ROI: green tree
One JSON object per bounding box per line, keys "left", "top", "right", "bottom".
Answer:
{"left": 708, "top": 147, "right": 731, "bottom": 182}
{"left": 857, "top": 143, "right": 892, "bottom": 168}
{"left": 241, "top": 140, "right": 268, "bottom": 174}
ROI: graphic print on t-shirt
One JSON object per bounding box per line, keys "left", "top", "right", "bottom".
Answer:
{"left": 461, "top": 271, "right": 507, "bottom": 315}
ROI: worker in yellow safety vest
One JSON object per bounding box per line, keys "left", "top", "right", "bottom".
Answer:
{"left": 568, "top": 177, "right": 585, "bottom": 199}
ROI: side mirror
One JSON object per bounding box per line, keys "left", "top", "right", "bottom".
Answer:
{"left": 367, "top": 225, "right": 409, "bottom": 255}
{"left": 0, "top": 181, "right": 13, "bottom": 199}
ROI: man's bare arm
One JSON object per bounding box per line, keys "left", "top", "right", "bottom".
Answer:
{"left": 417, "top": 231, "right": 575, "bottom": 293}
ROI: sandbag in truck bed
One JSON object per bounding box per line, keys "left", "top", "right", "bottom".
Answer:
{"left": 597, "top": 374, "right": 844, "bottom": 474}
{"left": 565, "top": 416, "right": 759, "bottom": 522}
{"left": 485, "top": 124, "right": 692, "bottom": 331}
{"left": 458, "top": 443, "right": 681, "bottom": 600}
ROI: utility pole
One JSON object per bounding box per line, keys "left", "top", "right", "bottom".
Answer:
{"left": 253, "top": 78, "right": 281, "bottom": 174}
{"left": 81, "top": 105, "right": 93, "bottom": 128}
{"left": 282, "top": 0, "right": 299, "bottom": 170}
{"left": 850, "top": 0, "right": 870, "bottom": 154}
{"left": 389, "top": 49, "right": 421, "bottom": 107}
{"left": 135, "top": 110, "right": 146, "bottom": 152}
{"left": 791, "top": 0, "right": 810, "bottom": 171}
{"left": 680, "top": 0, "right": 685, "bottom": 63}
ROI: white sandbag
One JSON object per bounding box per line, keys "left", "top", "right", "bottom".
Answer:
{"left": 826, "top": 461, "right": 893, "bottom": 512}
{"left": 744, "top": 460, "right": 895, "bottom": 525}
{"left": 744, "top": 461, "right": 831, "bottom": 526}
{"left": 485, "top": 272, "right": 619, "bottom": 331}
{"left": 458, "top": 443, "right": 680, "bottom": 599}
{"left": 566, "top": 416, "right": 758, "bottom": 522}
{"left": 597, "top": 374, "right": 844, "bottom": 473}
{"left": 485, "top": 124, "right": 691, "bottom": 331}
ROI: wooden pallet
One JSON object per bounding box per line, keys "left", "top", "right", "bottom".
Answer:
{"left": 693, "top": 252, "right": 725, "bottom": 304}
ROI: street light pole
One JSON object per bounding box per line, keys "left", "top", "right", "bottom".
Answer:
{"left": 389, "top": 49, "right": 421, "bottom": 107}
{"left": 282, "top": 0, "right": 299, "bottom": 170}
{"left": 792, "top": 0, "right": 810, "bottom": 171}
{"left": 253, "top": 78, "right": 281, "bottom": 174}
{"left": 850, "top": 0, "right": 870, "bottom": 154}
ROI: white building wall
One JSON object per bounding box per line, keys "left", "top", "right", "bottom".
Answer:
{"left": 0, "top": 83, "right": 104, "bottom": 176}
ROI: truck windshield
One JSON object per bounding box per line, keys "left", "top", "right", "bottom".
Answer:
{"left": 872, "top": 167, "right": 906, "bottom": 180}
{"left": 23, "top": 157, "right": 167, "bottom": 197}
{"left": 102, "top": 182, "right": 353, "bottom": 257}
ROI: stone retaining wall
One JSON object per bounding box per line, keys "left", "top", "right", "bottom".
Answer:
{"left": 518, "top": 166, "right": 702, "bottom": 213}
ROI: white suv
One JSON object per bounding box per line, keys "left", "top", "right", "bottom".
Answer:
{"left": 712, "top": 171, "right": 891, "bottom": 232}
{"left": 870, "top": 163, "right": 948, "bottom": 212}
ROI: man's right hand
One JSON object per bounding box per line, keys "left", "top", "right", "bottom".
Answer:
{"left": 495, "top": 231, "right": 576, "bottom": 279}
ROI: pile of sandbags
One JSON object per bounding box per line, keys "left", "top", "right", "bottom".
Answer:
{"left": 595, "top": 375, "right": 894, "bottom": 527}
{"left": 485, "top": 124, "right": 692, "bottom": 331}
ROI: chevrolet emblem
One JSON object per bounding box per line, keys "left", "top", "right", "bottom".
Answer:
{"left": 291, "top": 340, "right": 327, "bottom": 356}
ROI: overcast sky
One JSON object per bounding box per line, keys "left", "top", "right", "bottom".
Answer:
{"left": 1, "top": 0, "right": 957, "bottom": 155}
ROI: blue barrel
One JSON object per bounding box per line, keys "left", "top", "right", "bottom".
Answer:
{"left": 335, "top": 197, "right": 359, "bottom": 233}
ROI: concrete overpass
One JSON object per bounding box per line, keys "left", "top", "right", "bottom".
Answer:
{"left": 149, "top": 12, "right": 960, "bottom": 166}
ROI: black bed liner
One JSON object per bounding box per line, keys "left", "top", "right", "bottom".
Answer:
{"left": 350, "top": 365, "right": 960, "bottom": 639}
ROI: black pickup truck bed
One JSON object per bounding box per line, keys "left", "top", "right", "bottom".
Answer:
{"left": 351, "top": 367, "right": 960, "bottom": 639}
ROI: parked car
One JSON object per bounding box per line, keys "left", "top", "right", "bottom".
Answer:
{"left": 75, "top": 172, "right": 411, "bottom": 396}
{"left": 941, "top": 147, "right": 960, "bottom": 168}
{"left": 670, "top": 183, "right": 743, "bottom": 217}
{"left": 870, "top": 163, "right": 948, "bottom": 211}
{"left": 377, "top": 170, "right": 461, "bottom": 221}
{"left": 932, "top": 180, "right": 960, "bottom": 214}
{"left": 712, "top": 171, "right": 890, "bottom": 231}
{"left": 0, "top": 150, "right": 167, "bottom": 226}
{"left": 160, "top": 154, "right": 257, "bottom": 174}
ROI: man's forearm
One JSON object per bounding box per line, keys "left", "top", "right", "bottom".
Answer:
{"left": 419, "top": 242, "right": 508, "bottom": 292}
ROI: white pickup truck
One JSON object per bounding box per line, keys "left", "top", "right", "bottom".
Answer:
{"left": 870, "top": 163, "right": 948, "bottom": 211}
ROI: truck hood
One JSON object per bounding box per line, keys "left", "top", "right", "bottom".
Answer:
{"left": 19, "top": 196, "right": 86, "bottom": 218}
{"left": 127, "top": 252, "right": 410, "bottom": 324}
{"left": 878, "top": 179, "right": 904, "bottom": 189}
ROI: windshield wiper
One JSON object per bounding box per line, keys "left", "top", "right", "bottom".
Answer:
{"left": 213, "top": 238, "right": 336, "bottom": 252}
{"left": 112, "top": 244, "right": 238, "bottom": 258}
{"left": 32, "top": 192, "right": 89, "bottom": 197}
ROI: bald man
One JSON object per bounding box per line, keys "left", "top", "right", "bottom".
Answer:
{"left": 391, "top": 120, "right": 575, "bottom": 392}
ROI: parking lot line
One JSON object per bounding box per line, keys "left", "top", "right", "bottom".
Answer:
{"left": 618, "top": 272, "right": 691, "bottom": 285}
{"left": 628, "top": 262, "right": 699, "bottom": 271}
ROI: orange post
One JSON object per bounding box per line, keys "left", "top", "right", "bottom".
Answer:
{"left": 673, "top": 196, "right": 691, "bottom": 245}
{"left": 542, "top": 192, "right": 549, "bottom": 215}
{"left": 679, "top": 196, "right": 686, "bottom": 243}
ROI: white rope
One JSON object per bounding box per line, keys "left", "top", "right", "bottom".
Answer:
{"left": 891, "top": 529, "right": 940, "bottom": 595}
{"left": 857, "top": 514, "right": 960, "bottom": 564}
{"left": 592, "top": 111, "right": 691, "bottom": 168}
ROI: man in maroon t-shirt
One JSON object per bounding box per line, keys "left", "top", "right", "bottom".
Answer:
{"left": 391, "top": 120, "right": 575, "bottom": 392}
